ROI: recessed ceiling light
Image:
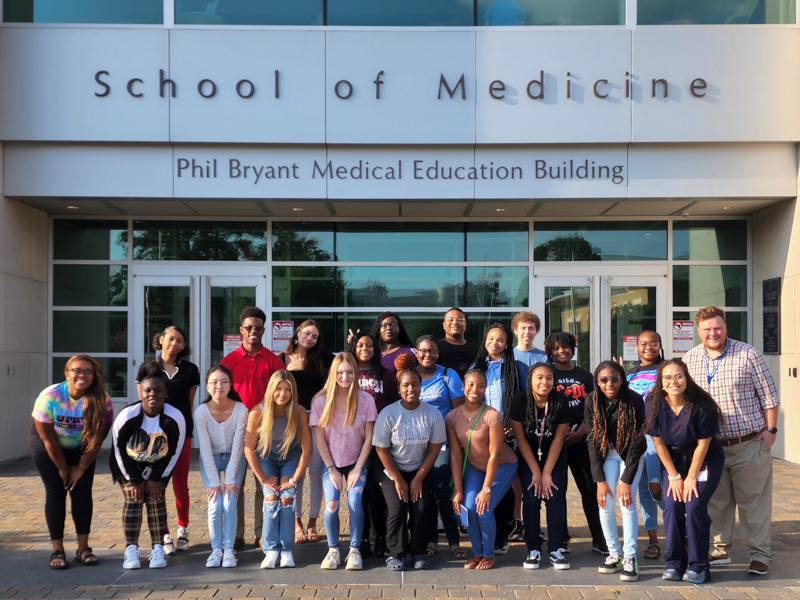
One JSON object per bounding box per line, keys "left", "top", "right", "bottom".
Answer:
{"left": 292, "top": 207, "right": 304, "bottom": 212}
{"left": 66, "top": 205, "right": 80, "bottom": 210}
{"left": 722, "top": 206, "right": 732, "bottom": 210}
{"left": 495, "top": 208, "right": 506, "bottom": 213}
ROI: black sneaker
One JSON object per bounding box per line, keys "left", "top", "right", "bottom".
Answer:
{"left": 494, "top": 542, "right": 510, "bottom": 555}
{"left": 620, "top": 556, "right": 638, "bottom": 582}
{"left": 598, "top": 554, "right": 623, "bottom": 574}
{"left": 523, "top": 549, "right": 541, "bottom": 570}
{"left": 560, "top": 538, "right": 571, "bottom": 554}
{"left": 508, "top": 519, "right": 525, "bottom": 542}
{"left": 360, "top": 539, "right": 372, "bottom": 559}
{"left": 549, "top": 548, "right": 570, "bottom": 570}
{"left": 592, "top": 541, "right": 610, "bottom": 555}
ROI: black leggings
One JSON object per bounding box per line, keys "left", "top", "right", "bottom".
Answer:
{"left": 30, "top": 436, "right": 96, "bottom": 541}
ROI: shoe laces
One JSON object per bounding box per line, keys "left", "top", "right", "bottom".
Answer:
{"left": 528, "top": 550, "right": 540, "bottom": 560}
{"left": 125, "top": 545, "right": 139, "bottom": 559}
{"left": 606, "top": 554, "right": 621, "bottom": 565}
{"left": 551, "top": 549, "right": 565, "bottom": 560}
{"left": 622, "top": 556, "right": 635, "bottom": 569}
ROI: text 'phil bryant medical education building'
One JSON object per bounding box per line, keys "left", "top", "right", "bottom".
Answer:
{"left": 1, "top": 0, "right": 799, "bottom": 462}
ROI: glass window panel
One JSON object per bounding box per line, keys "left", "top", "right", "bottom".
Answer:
{"left": 467, "top": 223, "right": 528, "bottom": 262}
{"left": 272, "top": 223, "right": 334, "bottom": 262}
{"left": 53, "top": 311, "right": 128, "bottom": 353}
{"left": 175, "top": 0, "right": 322, "bottom": 25}
{"left": 610, "top": 286, "right": 657, "bottom": 372}
{"left": 672, "top": 311, "right": 748, "bottom": 347}
{"left": 673, "top": 220, "right": 747, "bottom": 261}
{"left": 543, "top": 285, "right": 592, "bottom": 371}
{"left": 4, "top": 0, "right": 162, "bottom": 23}
{"left": 209, "top": 286, "right": 256, "bottom": 365}
{"left": 142, "top": 286, "right": 191, "bottom": 362}
{"left": 52, "top": 357, "right": 127, "bottom": 397}
{"left": 341, "top": 267, "right": 463, "bottom": 307}
{"left": 54, "top": 265, "right": 127, "bottom": 307}
{"left": 479, "top": 0, "right": 622, "bottom": 25}
{"left": 466, "top": 267, "right": 528, "bottom": 307}
{"left": 638, "top": 0, "right": 794, "bottom": 24}
{"left": 534, "top": 221, "right": 667, "bottom": 261}
{"left": 273, "top": 267, "right": 338, "bottom": 307}
{"left": 673, "top": 265, "right": 747, "bottom": 307}
{"left": 336, "top": 223, "right": 464, "bottom": 262}
{"left": 327, "top": 0, "right": 472, "bottom": 25}
{"left": 53, "top": 220, "right": 128, "bottom": 261}
{"left": 133, "top": 221, "right": 266, "bottom": 261}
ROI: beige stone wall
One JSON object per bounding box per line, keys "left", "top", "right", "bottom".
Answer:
{"left": 752, "top": 191, "right": 800, "bottom": 463}
{"left": 0, "top": 142, "right": 49, "bottom": 461}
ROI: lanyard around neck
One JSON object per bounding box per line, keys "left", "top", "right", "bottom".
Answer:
{"left": 704, "top": 342, "right": 730, "bottom": 385}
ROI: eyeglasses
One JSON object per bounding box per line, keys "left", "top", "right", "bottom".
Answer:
{"left": 208, "top": 379, "right": 231, "bottom": 387}
{"left": 242, "top": 325, "right": 265, "bottom": 333}
{"left": 68, "top": 368, "right": 95, "bottom": 376}
{"left": 597, "top": 376, "right": 621, "bottom": 385}
{"left": 380, "top": 322, "right": 399, "bottom": 329}
{"left": 662, "top": 374, "right": 686, "bottom": 383}
{"left": 416, "top": 349, "right": 439, "bottom": 356}
{"left": 638, "top": 341, "right": 661, "bottom": 348}
{"left": 445, "top": 317, "right": 465, "bottom": 323}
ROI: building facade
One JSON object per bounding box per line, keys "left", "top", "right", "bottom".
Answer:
{"left": 1, "top": 0, "right": 799, "bottom": 461}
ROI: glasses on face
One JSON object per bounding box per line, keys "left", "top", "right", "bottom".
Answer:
{"left": 445, "top": 317, "right": 465, "bottom": 324}
{"left": 242, "top": 325, "right": 265, "bottom": 333}
{"left": 208, "top": 379, "right": 231, "bottom": 387}
{"left": 638, "top": 341, "right": 661, "bottom": 348}
{"left": 662, "top": 374, "right": 685, "bottom": 383}
{"left": 598, "top": 376, "right": 621, "bottom": 385}
{"left": 68, "top": 368, "right": 95, "bottom": 376}
{"left": 416, "top": 349, "right": 439, "bottom": 356}
{"left": 380, "top": 322, "right": 399, "bottom": 329}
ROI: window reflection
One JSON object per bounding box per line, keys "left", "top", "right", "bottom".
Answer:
{"left": 54, "top": 266, "right": 128, "bottom": 307}
{"left": 133, "top": 221, "right": 266, "bottom": 261}
{"left": 478, "top": 0, "right": 622, "bottom": 25}
{"left": 327, "top": 0, "right": 472, "bottom": 25}
{"left": 53, "top": 311, "right": 128, "bottom": 353}
{"left": 4, "top": 0, "right": 162, "bottom": 23}
{"left": 534, "top": 222, "right": 667, "bottom": 261}
{"left": 673, "top": 220, "right": 747, "bottom": 261}
{"left": 638, "top": 0, "right": 795, "bottom": 24}
{"left": 54, "top": 220, "right": 127, "bottom": 261}
{"left": 336, "top": 223, "right": 463, "bottom": 262}
{"left": 673, "top": 265, "right": 747, "bottom": 307}
{"left": 175, "top": 0, "right": 322, "bottom": 25}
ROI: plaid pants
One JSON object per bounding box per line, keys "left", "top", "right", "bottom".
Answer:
{"left": 121, "top": 481, "right": 168, "bottom": 548}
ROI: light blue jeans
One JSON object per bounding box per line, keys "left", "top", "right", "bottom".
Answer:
{"left": 639, "top": 435, "right": 664, "bottom": 532}
{"left": 598, "top": 449, "right": 643, "bottom": 560}
{"left": 463, "top": 461, "right": 517, "bottom": 559}
{"left": 259, "top": 455, "right": 301, "bottom": 552}
{"left": 199, "top": 452, "right": 247, "bottom": 551}
{"left": 322, "top": 462, "right": 368, "bottom": 549}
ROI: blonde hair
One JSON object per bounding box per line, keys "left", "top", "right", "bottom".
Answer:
{"left": 257, "top": 370, "right": 301, "bottom": 459}
{"left": 317, "top": 353, "right": 360, "bottom": 428}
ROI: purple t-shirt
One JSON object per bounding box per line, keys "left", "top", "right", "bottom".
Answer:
{"left": 380, "top": 346, "right": 415, "bottom": 378}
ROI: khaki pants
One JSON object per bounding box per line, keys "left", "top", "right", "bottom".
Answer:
{"left": 708, "top": 437, "right": 773, "bottom": 563}
{"left": 236, "top": 462, "right": 264, "bottom": 541}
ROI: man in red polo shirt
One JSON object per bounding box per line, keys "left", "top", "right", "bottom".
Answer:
{"left": 220, "top": 306, "right": 284, "bottom": 549}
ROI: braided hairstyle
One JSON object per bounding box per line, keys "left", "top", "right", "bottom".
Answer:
{"left": 370, "top": 311, "right": 413, "bottom": 349}
{"left": 472, "top": 322, "right": 519, "bottom": 427}
{"left": 644, "top": 358, "right": 723, "bottom": 434}
{"left": 588, "top": 360, "right": 639, "bottom": 457}
{"left": 523, "top": 362, "right": 559, "bottom": 435}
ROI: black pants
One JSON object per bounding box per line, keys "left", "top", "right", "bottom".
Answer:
{"left": 494, "top": 487, "right": 515, "bottom": 546}
{"left": 363, "top": 450, "right": 388, "bottom": 541}
{"left": 562, "top": 440, "right": 605, "bottom": 546}
{"left": 519, "top": 447, "right": 568, "bottom": 551}
{"left": 378, "top": 468, "right": 432, "bottom": 559}
{"left": 30, "top": 436, "right": 96, "bottom": 541}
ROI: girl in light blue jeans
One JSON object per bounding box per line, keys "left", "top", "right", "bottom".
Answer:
{"left": 194, "top": 365, "right": 249, "bottom": 568}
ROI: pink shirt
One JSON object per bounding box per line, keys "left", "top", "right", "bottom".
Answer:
{"left": 309, "top": 391, "right": 377, "bottom": 468}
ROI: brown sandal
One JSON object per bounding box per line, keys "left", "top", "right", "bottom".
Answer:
{"left": 295, "top": 526, "right": 307, "bottom": 544}
{"left": 644, "top": 543, "right": 661, "bottom": 560}
{"left": 450, "top": 544, "right": 467, "bottom": 559}
{"left": 476, "top": 556, "right": 495, "bottom": 570}
{"left": 307, "top": 527, "right": 319, "bottom": 542}
{"left": 464, "top": 555, "right": 482, "bottom": 569}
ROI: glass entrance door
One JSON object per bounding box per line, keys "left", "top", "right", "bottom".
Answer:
{"left": 535, "top": 271, "right": 667, "bottom": 372}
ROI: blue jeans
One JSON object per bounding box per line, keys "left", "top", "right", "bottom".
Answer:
{"left": 598, "top": 449, "right": 643, "bottom": 560}
{"left": 322, "top": 462, "right": 368, "bottom": 549}
{"left": 463, "top": 461, "right": 517, "bottom": 558}
{"left": 259, "top": 455, "right": 300, "bottom": 552}
{"left": 199, "top": 452, "right": 247, "bottom": 551}
{"left": 638, "top": 435, "right": 664, "bottom": 531}
{"left": 429, "top": 447, "right": 461, "bottom": 547}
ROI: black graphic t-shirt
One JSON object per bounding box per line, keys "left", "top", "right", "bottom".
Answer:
{"left": 553, "top": 366, "right": 594, "bottom": 428}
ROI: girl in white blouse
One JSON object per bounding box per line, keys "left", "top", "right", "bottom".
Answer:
{"left": 193, "top": 365, "right": 248, "bottom": 568}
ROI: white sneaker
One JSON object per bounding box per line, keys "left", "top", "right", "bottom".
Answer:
{"left": 260, "top": 550, "right": 279, "bottom": 569}
{"left": 176, "top": 526, "right": 189, "bottom": 552}
{"left": 162, "top": 533, "right": 176, "bottom": 556}
{"left": 148, "top": 544, "right": 167, "bottom": 569}
{"left": 222, "top": 549, "right": 237, "bottom": 568}
{"left": 123, "top": 544, "right": 140, "bottom": 569}
{"left": 345, "top": 548, "right": 363, "bottom": 570}
{"left": 206, "top": 548, "right": 223, "bottom": 568}
{"left": 280, "top": 550, "right": 295, "bottom": 568}
{"left": 320, "top": 547, "right": 341, "bottom": 569}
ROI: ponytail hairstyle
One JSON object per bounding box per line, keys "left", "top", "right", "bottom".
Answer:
{"left": 347, "top": 331, "right": 383, "bottom": 381}
{"left": 152, "top": 325, "right": 191, "bottom": 359}
{"left": 636, "top": 330, "right": 665, "bottom": 363}
{"left": 317, "top": 353, "right": 361, "bottom": 428}
{"left": 202, "top": 364, "right": 242, "bottom": 404}
{"left": 472, "top": 322, "right": 519, "bottom": 427}
{"left": 644, "top": 358, "right": 723, "bottom": 435}
{"left": 370, "top": 311, "right": 413, "bottom": 349}
{"left": 257, "top": 370, "right": 301, "bottom": 459}
{"left": 65, "top": 354, "right": 108, "bottom": 454}
{"left": 139, "top": 360, "right": 169, "bottom": 389}
{"left": 588, "top": 360, "right": 638, "bottom": 457}
{"left": 394, "top": 352, "right": 422, "bottom": 385}
{"left": 523, "top": 362, "right": 559, "bottom": 435}
{"left": 284, "top": 319, "right": 325, "bottom": 378}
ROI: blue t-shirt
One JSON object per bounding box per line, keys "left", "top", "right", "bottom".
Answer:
{"left": 420, "top": 365, "right": 464, "bottom": 421}
{"left": 514, "top": 347, "right": 549, "bottom": 391}
{"left": 626, "top": 362, "right": 663, "bottom": 403}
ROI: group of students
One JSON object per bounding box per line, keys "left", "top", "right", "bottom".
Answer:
{"left": 30, "top": 306, "right": 723, "bottom": 584}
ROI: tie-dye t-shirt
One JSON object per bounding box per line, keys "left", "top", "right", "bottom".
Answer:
{"left": 626, "top": 361, "right": 664, "bottom": 403}
{"left": 31, "top": 381, "right": 114, "bottom": 449}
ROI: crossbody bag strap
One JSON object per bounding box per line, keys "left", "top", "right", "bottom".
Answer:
{"left": 462, "top": 403, "right": 488, "bottom": 478}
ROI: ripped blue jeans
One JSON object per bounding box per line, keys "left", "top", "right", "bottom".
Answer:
{"left": 322, "top": 461, "right": 368, "bottom": 549}
{"left": 259, "top": 455, "right": 300, "bottom": 552}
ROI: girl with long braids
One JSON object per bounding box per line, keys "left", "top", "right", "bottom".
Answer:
{"left": 31, "top": 355, "right": 114, "bottom": 569}
{"left": 585, "top": 360, "right": 646, "bottom": 582}
{"left": 625, "top": 330, "right": 666, "bottom": 560}
{"left": 646, "top": 359, "right": 724, "bottom": 585}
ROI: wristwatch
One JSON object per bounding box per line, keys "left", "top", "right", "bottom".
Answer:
{"left": 767, "top": 427, "right": 778, "bottom": 434}
{"left": 481, "top": 486, "right": 492, "bottom": 494}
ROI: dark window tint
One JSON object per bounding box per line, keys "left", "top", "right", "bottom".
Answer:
{"left": 4, "top": 0, "right": 162, "bottom": 23}
{"left": 53, "top": 220, "right": 127, "bottom": 261}
{"left": 54, "top": 265, "right": 127, "bottom": 307}
{"left": 133, "top": 221, "right": 266, "bottom": 261}
{"left": 534, "top": 222, "right": 667, "bottom": 261}
{"left": 673, "top": 220, "right": 747, "bottom": 261}
{"left": 175, "top": 0, "right": 322, "bottom": 24}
